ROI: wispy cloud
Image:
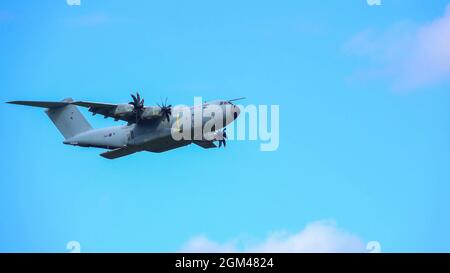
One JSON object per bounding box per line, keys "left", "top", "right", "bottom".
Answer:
{"left": 345, "top": 4, "right": 450, "bottom": 90}
{"left": 180, "top": 220, "right": 367, "bottom": 253}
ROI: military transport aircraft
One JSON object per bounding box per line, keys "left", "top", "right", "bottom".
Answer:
{"left": 7, "top": 93, "right": 243, "bottom": 159}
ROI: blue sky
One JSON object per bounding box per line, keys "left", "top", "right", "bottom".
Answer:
{"left": 1, "top": 0, "right": 450, "bottom": 252}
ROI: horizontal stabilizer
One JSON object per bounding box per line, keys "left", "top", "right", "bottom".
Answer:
{"left": 7, "top": 100, "right": 71, "bottom": 108}
{"left": 100, "top": 147, "right": 139, "bottom": 159}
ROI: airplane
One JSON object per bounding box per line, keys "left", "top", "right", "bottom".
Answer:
{"left": 7, "top": 93, "right": 243, "bottom": 159}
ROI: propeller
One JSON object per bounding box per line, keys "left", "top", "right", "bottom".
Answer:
{"left": 157, "top": 98, "right": 172, "bottom": 122}
{"left": 227, "top": 97, "right": 246, "bottom": 105}
{"left": 218, "top": 128, "right": 227, "bottom": 148}
{"left": 228, "top": 97, "right": 246, "bottom": 102}
{"left": 129, "top": 92, "right": 145, "bottom": 123}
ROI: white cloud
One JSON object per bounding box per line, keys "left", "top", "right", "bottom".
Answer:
{"left": 180, "top": 235, "right": 237, "bottom": 253}
{"left": 345, "top": 4, "right": 450, "bottom": 90}
{"left": 180, "top": 220, "right": 368, "bottom": 253}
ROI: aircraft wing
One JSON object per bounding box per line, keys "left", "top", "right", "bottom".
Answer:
{"left": 72, "top": 101, "right": 133, "bottom": 122}
{"left": 7, "top": 100, "right": 72, "bottom": 108}
{"left": 193, "top": 140, "right": 217, "bottom": 149}
{"left": 72, "top": 101, "right": 117, "bottom": 109}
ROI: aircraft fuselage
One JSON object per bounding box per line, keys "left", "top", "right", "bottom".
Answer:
{"left": 63, "top": 102, "right": 240, "bottom": 153}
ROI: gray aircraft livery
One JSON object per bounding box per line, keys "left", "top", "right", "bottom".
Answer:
{"left": 8, "top": 93, "right": 243, "bottom": 159}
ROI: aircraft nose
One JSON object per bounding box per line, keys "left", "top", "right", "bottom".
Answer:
{"left": 233, "top": 105, "right": 240, "bottom": 120}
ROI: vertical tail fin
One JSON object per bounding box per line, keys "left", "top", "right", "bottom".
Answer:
{"left": 45, "top": 98, "right": 92, "bottom": 139}
{"left": 8, "top": 98, "right": 92, "bottom": 139}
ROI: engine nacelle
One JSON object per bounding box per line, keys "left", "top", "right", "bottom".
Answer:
{"left": 114, "top": 104, "right": 134, "bottom": 116}
{"left": 140, "top": 106, "right": 162, "bottom": 120}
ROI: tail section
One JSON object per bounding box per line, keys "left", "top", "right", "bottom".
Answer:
{"left": 8, "top": 98, "right": 93, "bottom": 139}
{"left": 45, "top": 98, "right": 92, "bottom": 139}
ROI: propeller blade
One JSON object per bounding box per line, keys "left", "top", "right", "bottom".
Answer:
{"left": 218, "top": 129, "right": 227, "bottom": 148}
{"left": 158, "top": 98, "right": 172, "bottom": 122}
{"left": 129, "top": 92, "right": 146, "bottom": 123}
{"left": 131, "top": 94, "right": 137, "bottom": 104}
{"left": 218, "top": 139, "right": 226, "bottom": 148}
{"left": 228, "top": 97, "right": 246, "bottom": 102}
